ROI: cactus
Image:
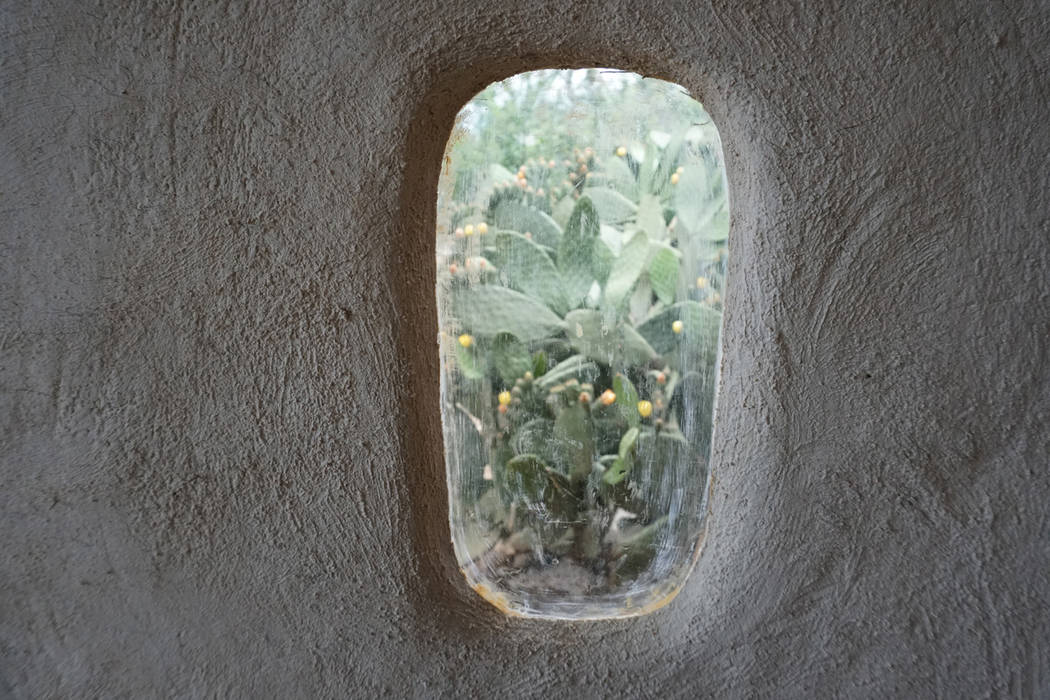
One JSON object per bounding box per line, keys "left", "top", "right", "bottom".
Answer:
{"left": 437, "top": 74, "right": 729, "bottom": 595}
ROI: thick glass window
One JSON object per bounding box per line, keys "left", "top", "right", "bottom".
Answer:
{"left": 436, "top": 69, "right": 728, "bottom": 619}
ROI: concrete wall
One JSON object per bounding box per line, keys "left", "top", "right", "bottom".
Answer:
{"left": 2, "top": 1, "right": 1048, "bottom": 697}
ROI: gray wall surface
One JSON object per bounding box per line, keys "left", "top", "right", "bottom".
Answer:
{"left": 2, "top": 1, "right": 1048, "bottom": 697}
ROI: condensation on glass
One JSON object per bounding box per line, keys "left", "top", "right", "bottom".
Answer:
{"left": 435, "top": 69, "right": 729, "bottom": 619}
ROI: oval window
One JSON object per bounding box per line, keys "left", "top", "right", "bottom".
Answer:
{"left": 436, "top": 69, "right": 728, "bottom": 619}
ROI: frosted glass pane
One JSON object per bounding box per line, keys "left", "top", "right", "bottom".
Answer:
{"left": 436, "top": 69, "right": 728, "bottom": 619}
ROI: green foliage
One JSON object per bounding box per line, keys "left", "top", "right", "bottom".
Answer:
{"left": 559, "top": 196, "right": 601, "bottom": 307}
{"left": 635, "top": 193, "right": 667, "bottom": 240}
{"left": 535, "top": 354, "right": 600, "bottom": 389}
{"left": 648, "top": 246, "right": 680, "bottom": 305}
{"left": 636, "top": 301, "right": 722, "bottom": 369}
{"left": 600, "top": 157, "right": 638, "bottom": 199}
{"left": 613, "top": 374, "right": 641, "bottom": 428}
{"left": 584, "top": 186, "right": 638, "bottom": 224}
{"left": 553, "top": 402, "right": 595, "bottom": 481}
{"left": 486, "top": 231, "right": 569, "bottom": 314}
{"left": 452, "top": 285, "right": 564, "bottom": 341}
{"left": 490, "top": 201, "right": 562, "bottom": 248}
{"left": 454, "top": 341, "right": 485, "bottom": 380}
{"left": 565, "top": 309, "right": 659, "bottom": 368}
{"left": 603, "top": 230, "right": 649, "bottom": 308}
{"left": 489, "top": 334, "right": 533, "bottom": 384}
{"left": 438, "top": 69, "right": 729, "bottom": 583}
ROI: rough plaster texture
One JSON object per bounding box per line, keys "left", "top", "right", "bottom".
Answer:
{"left": 2, "top": 1, "right": 1048, "bottom": 697}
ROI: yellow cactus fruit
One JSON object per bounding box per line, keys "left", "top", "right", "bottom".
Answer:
{"left": 498, "top": 391, "right": 512, "bottom": 406}
{"left": 696, "top": 276, "right": 709, "bottom": 289}
{"left": 616, "top": 146, "right": 627, "bottom": 157}
{"left": 477, "top": 222, "right": 488, "bottom": 235}
{"left": 457, "top": 334, "right": 473, "bottom": 348}
{"left": 672, "top": 320, "right": 684, "bottom": 334}
{"left": 637, "top": 400, "right": 653, "bottom": 418}
{"left": 600, "top": 389, "right": 617, "bottom": 406}
{"left": 670, "top": 172, "right": 680, "bottom": 185}
{"left": 464, "top": 224, "right": 475, "bottom": 236}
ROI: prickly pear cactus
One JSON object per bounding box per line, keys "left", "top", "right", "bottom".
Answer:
{"left": 436, "top": 69, "right": 729, "bottom": 619}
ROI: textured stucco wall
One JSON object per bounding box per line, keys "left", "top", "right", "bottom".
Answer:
{"left": 2, "top": 1, "right": 1048, "bottom": 697}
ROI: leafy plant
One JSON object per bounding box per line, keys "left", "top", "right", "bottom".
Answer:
{"left": 438, "top": 71, "right": 728, "bottom": 590}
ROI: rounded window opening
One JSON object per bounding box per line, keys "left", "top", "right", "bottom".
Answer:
{"left": 436, "top": 69, "right": 729, "bottom": 619}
